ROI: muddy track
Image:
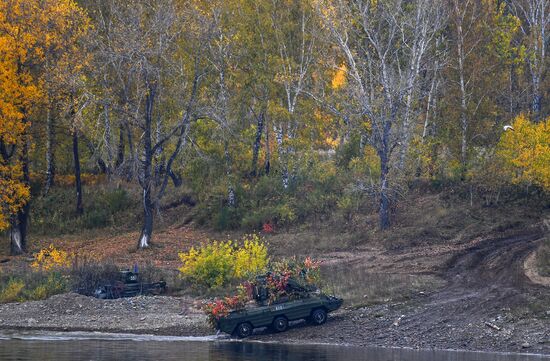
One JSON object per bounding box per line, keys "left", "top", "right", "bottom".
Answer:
{"left": 382, "top": 231, "right": 550, "bottom": 351}
{"left": 443, "top": 232, "right": 543, "bottom": 289}
{"left": 423, "top": 232, "right": 546, "bottom": 316}
{"left": 260, "top": 232, "right": 550, "bottom": 353}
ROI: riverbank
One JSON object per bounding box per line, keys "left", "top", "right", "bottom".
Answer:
{"left": 1, "top": 230, "right": 549, "bottom": 355}
{"left": 0, "top": 291, "right": 548, "bottom": 354}
{"left": 0, "top": 293, "right": 211, "bottom": 336}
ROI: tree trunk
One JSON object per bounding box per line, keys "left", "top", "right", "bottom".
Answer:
{"left": 224, "top": 140, "right": 236, "bottom": 207}
{"left": 139, "top": 187, "right": 154, "bottom": 249}
{"left": 264, "top": 116, "right": 271, "bottom": 175}
{"left": 138, "top": 85, "right": 155, "bottom": 249}
{"left": 454, "top": 1, "right": 468, "bottom": 173}
{"left": 458, "top": 44, "right": 468, "bottom": 172}
{"left": 168, "top": 169, "right": 182, "bottom": 187}
{"left": 379, "top": 150, "right": 391, "bottom": 230}
{"left": 125, "top": 122, "right": 135, "bottom": 180}
{"left": 73, "top": 130, "right": 83, "bottom": 216}
{"left": 115, "top": 123, "right": 125, "bottom": 169}
{"left": 531, "top": 74, "right": 542, "bottom": 120}
{"left": 44, "top": 105, "right": 55, "bottom": 194}
{"left": 251, "top": 111, "right": 264, "bottom": 177}
{"left": 9, "top": 205, "right": 28, "bottom": 255}
{"left": 10, "top": 139, "right": 30, "bottom": 255}
{"left": 276, "top": 126, "right": 289, "bottom": 189}
{"left": 378, "top": 120, "right": 392, "bottom": 230}
{"left": 82, "top": 135, "right": 107, "bottom": 175}
{"left": 399, "top": 88, "right": 415, "bottom": 169}
{"left": 103, "top": 103, "right": 113, "bottom": 176}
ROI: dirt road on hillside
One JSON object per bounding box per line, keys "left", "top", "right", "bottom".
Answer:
{"left": 259, "top": 231, "right": 550, "bottom": 353}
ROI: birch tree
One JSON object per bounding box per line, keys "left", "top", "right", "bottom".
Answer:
{"left": 312, "top": 0, "right": 444, "bottom": 229}
{"left": 510, "top": 0, "right": 549, "bottom": 120}
{"left": 271, "top": 0, "right": 315, "bottom": 189}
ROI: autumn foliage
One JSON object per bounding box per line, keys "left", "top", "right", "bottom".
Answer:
{"left": 0, "top": 0, "right": 549, "bottom": 257}
{"left": 178, "top": 235, "right": 269, "bottom": 288}
{"left": 0, "top": 0, "right": 89, "bottom": 238}
{"left": 31, "top": 244, "right": 73, "bottom": 271}
{"left": 496, "top": 115, "right": 550, "bottom": 190}
{"left": 201, "top": 256, "right": 322, "bottom": 327}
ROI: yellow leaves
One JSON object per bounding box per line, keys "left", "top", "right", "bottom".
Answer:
{"left": 0, "top": 279, "right": 25, "bottom": 303}
{"left": 233, "top": 235, "right": 269, "bottom": 279}
{"left": 0, "top": 0, "right": 89, "bottom": 230}
{"left": 348, "top": 145, "right": 380, "bottom": 178}
{"left": 325, "top": 136, "right": 340, "bottom": 149}
{"left": 31, "top": 244, "right": 73, "bottom": 271}
{"left": 178, "top": 235, "right": 269, "bottom": 288}
{"left": 331, "top": 63, "right": 347, "bottom": 89}
{"left": 491, "top": 1, "right": 522, "bottom": 63}
{"left": 0, "top": 163, "right": 30, "bottom": 231}
{"left": 496, "top": 114, "right": 550, "bottom": 190}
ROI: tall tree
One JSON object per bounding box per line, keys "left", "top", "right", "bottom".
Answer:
{"left": 312, "top": 0, "right": 444, "bottom": 229}
{"left": 85, "top": 0, "right": 212, "bottom": 248}
{"left": 510, "top": 0, "right": 549, "bottom": 119}
{"left": 271, "top": 0, "right": 315, "bottom": 189}
{"left": 0, "top": 0, "right": 89, "bottom": 254}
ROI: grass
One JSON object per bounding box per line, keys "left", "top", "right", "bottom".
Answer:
{"left": 30, "top": 184, "right": 139, "bottom": 236}
{"left": 321, "top": 263, "right": 445, "bottom": 309}
{"left": 1, "top": 180, "right": 548, "bottom": 279}
{"left": 0, "top": 267, "right": 69, "bottom": 303}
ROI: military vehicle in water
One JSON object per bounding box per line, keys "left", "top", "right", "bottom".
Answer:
{"left": 216, "top": 274, "right": 343, "bottom": 338}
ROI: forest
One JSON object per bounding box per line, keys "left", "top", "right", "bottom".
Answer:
{"left": 1, "top": 0, "right": 549, "bottom": 256}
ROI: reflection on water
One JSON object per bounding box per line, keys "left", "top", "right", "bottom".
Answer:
{"left": 321, "top": 262, "right": 445, "bottom": 307}
{"left": 0, "top": 331, "right": 548, "bottom": 361}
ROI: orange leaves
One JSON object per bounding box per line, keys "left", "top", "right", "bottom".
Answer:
{"left": 0, "top": 0, "right": 89, "bottom": 231}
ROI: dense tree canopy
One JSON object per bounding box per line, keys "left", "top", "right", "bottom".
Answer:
{"left": 0, "top": 0, "right": 89, "bottom": 253}
{"left": 0, "top": 0, "right": 548, "bottom": 253}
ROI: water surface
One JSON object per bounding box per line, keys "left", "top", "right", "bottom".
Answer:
{"left": 0, "top": 330, "right": 548, "bottom": 361}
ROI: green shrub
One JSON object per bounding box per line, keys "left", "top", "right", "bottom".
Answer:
{"left": 179, "top": 241, "right": 234, "bottom": 288}
{"left": 23, "top": 273, "right": 68, "bottom": 301}
{"left": 241, "top": 204, "right": 296, "bottom": 230}
{"left": 104, "top": 189, "right": 131, "bottom": 212}
{"left": 0, "top": 271, "right": 68, "bottom": 303}
{"left": 0, "top": 279, "right": 25, "bottom": 303}
{"left": 178, "top": 235, "right": 269, "bottom": 288}
{"left": 214, "top": 206, "right": 243, "bottom": 231}
{"left": 30, "top": 186, "right": 137, "bottom": 235}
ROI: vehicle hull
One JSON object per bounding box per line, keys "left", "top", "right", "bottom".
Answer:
{"left": 217, "top": 295, "right": 342, "bottom": 336}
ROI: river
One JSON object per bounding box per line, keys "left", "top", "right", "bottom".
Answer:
{"left": 0, "top": 330, "right": 548, "bottom": 361}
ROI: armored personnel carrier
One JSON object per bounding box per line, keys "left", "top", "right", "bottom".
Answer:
{"left": 216, "top": 274, "right": 343, "bottom": 338}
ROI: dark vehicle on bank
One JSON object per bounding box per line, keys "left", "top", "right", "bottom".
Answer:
{"left": 217, "top": 274, "right": 343, "bottom": 338}
{"left": 93, "top": 271, "right": 166, "bottom": 299}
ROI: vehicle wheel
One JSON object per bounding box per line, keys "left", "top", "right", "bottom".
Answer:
{"left": 235, "top": 322, "right": 253, "bottom": 338}
{"left": 311, "top": 308, "right": 327, "bottom": 325}
{"left": 272, "top": 316, "right": 288, "bottom": 333}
